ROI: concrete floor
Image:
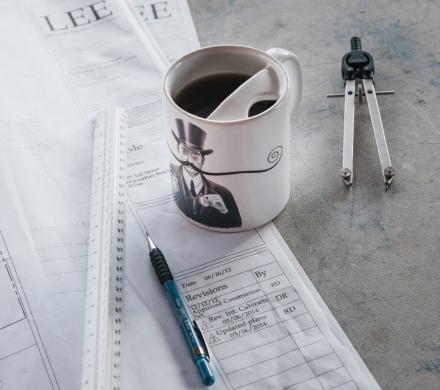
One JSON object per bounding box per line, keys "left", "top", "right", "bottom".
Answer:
{"left": 188, "top": 1, "right": 440, "bottom": 389}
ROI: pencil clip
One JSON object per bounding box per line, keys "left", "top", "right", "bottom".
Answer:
{"left": 193, "top": 320, "right": 211, "bottom": 361}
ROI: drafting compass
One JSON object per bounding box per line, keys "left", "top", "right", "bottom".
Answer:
{"left": 328, "top": 37, "right": 396, "bottom": 191}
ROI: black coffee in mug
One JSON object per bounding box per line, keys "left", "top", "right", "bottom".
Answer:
{"left": 174, "top": 73, "right": 276, "bottom": 119}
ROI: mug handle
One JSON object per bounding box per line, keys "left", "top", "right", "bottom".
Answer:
{"left": 266, "top": 48, "right": 303, "bottom": 121}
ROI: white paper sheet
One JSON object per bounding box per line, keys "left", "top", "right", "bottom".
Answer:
{"left": 130, "top": 0, "right": 200, "bottom": 62}
{"left": 0, "top": 1, "right": 381, "bottom": 389}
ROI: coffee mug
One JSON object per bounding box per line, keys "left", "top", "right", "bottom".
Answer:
{"left": 163, "top": 45, "right": 302, "bottom": 231}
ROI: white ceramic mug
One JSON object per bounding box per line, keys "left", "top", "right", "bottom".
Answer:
{"left": 163, "top": 45, "right": 302, "bottom": 232}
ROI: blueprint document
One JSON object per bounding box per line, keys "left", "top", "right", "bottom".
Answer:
{"left": 0, "top": 0, "right": 380, "bottom": 389}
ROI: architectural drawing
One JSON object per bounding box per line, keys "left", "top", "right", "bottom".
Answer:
{"left": 0, "top": 231, "right": 58, "bottom": 390}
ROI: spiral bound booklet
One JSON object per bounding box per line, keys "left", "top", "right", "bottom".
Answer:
{"left": 81, "top": 104, "right": 128, "bottom": 390}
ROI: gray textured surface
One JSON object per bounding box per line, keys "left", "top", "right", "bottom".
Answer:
{"left": 187, "top": 1, "right": 440, "bottom": 389}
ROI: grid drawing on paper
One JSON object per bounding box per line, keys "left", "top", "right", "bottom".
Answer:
{"left": 0, "top": 230, "right": 59, "bottom": 390}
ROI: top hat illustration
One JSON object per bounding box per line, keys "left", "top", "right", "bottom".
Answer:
{"left": 172, "top": 119, "right": 213, "bottom": 156}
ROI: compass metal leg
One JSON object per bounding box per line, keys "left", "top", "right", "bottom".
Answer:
{"left": 339, "top": 79, "right": 356, "bottom": 187}
{"left": 362, "top": 79, "right": 396, "bottom": 191}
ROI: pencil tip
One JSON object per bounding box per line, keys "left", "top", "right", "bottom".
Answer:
{"left": 146, "top": 233, "right": 157, "bottom": 251}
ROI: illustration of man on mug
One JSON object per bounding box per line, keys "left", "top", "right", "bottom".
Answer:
{"left": 170, "top": 119, "right": 242, "bottom": 228}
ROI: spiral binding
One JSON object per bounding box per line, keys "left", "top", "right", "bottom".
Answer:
{"left": 81, "top": 104, "right": 128, "bottom": 390}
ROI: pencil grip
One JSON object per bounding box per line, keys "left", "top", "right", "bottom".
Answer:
{"left": 150, "top": 248, "right": 173, "bottom": 284}
{"left": 351, "top": 36, "right": 362, "bottom": 51}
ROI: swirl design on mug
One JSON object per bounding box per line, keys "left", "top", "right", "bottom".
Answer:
{"left": 168, "top": 143, "right": 283, "bottom": 176}
{"left": 267, "top": 145, "right": 283, "bottom": 164}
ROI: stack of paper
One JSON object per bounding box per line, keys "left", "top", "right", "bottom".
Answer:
{"left": 0, "top": 0, "right": 380, "bottom": 389}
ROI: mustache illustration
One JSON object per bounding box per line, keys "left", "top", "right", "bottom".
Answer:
{"left": 168, "top": 144, "right": 283, "bottom": 176}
